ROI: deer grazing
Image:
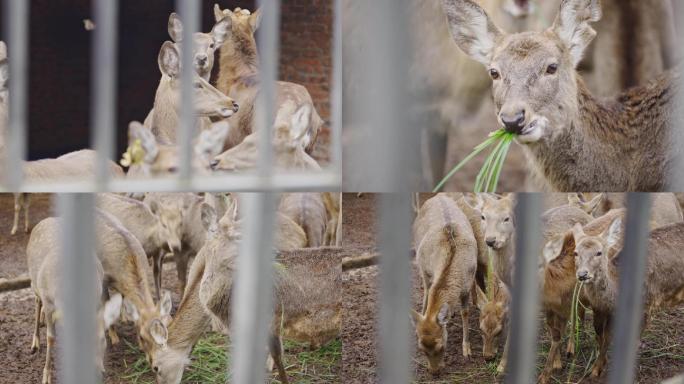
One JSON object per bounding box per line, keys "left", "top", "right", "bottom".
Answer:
{"left": 278, "top": 193, "right": 328, "bottom": 247}
{"left": 442, "top": 0, "right": 681, "bottom": 191}
{"left": 96, "top": 193, "right": 183, "bottom": 299}
{"left": 572, "top": 217, "right": 684, "bottom": 377}
{"left": 210, "top": 104, "right": 321, "bottom": 172}
{"left": 212, "top": 5, "right": 323, "bottom": 152}
{"left": 94, "top": 209, "right": 173, "bottom": 358}
{"left": 27, "top": 217, "right": 123, "bottom": 384}
{"left": 411, "top": 194, "right": 478, "bottom": 373}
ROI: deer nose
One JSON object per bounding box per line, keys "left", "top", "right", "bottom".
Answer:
{"left": 232, "top": 101, "right": 239, "bottom": 112}
{"left": 485, "top": 238, "right": 496, "bottom": 248}
{"left": 210, "top": 159, "right": 220, "bottom": 170}
{"left": 196, "top": 54, "right": 208, "bottom": 65}
{"left": 500, "top": 110, "right": 526, "bottom": 134}
{"left": 577, "top": 271, "right": 589, "bottom": 281}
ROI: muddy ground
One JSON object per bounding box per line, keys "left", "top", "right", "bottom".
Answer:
{"left": 340, "top": 194, "right": 684, "bottom": 383}
{"left": 0, "top": 194, "right": 340, "bottom": 384}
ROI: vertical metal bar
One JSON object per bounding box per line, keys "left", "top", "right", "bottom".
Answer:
{"left": 57, "top": 194, "right": 98, "bottom": 384}
{"left": 91, "top": 0, "right": 118, "bottom": 189}
{"left": 230, "top": 193, "right": 277, "bottom": 384}
{"left": 505, "top": 193, "right": 542, "bottom": 384}
{"left": 608, "top": 193, "right": 652, "bottom": 384}
{"left": 3, "top": 0, "right": 28, "bottom": 188}
{"left": 671, "top": 1, "right": 684, "bottom": 189}
{"left": 330, "top": 0, "right": 342, "bottom": 172}
{"left": 176, "top": 0, "right": 199, "bottom": 182}
{"left": 378, "top": 193, "right": 413, "bottom": 384}
{"left": 255, "top": 0, "right": 280, "bottom": 178}
{"left": 342, "top": 0, "right": 420, "bottom": 191}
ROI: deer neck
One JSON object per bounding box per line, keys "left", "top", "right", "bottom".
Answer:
{"left": 587, "top": 259, "right": 618, "bottom": 313}
{"left": 217, "top": 42, "right": 260, "bottom": 98}
{"left": 491, "top": 238, "right": 515, "bottom": 290}
{"left": 168, "top": 254, "right": 211, "bottom": 350}
{"left": 152, "top": 76, "right": 181, "bottom": 144}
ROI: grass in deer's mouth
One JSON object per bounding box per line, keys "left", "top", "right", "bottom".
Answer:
{"left": 433, "top": 129, "right": 516, "bottom": 193}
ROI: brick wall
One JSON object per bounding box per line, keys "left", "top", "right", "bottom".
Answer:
{"left": 0, "top": 0, "right": 331, "bottom": 161}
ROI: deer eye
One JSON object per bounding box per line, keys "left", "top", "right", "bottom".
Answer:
{"left": 596, "top": 251, "right": 602, "bottom": 257}
{"left": 489, "top": 68, "right": 500, "bottom": 80}
{"left": 546, "top": 63, "right": 558, "bottom": 75}
{"left": 573, "top": 251, "right": 578, "bottom": 257}
{"left": 153, "top": 366, "right": 159, "bottom": 373}
{"left": 481, "top": 215, "right": 485, "bottom": 221}
{"left": 503, "top": 217, "right": 510, "bottom": 222}
{"left": 210, "top": 43, "right": 215, "bottom": 49}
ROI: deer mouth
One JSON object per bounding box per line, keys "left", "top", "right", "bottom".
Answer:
{"left": 516, "top": 117, "right": 547, "bottom": 144}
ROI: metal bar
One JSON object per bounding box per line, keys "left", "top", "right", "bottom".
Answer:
{"left": 3, "top": 0, "right": 29, "bottom": 188}
{"left": 330, "top": 0, "right": 342, "bottom": 172}
{"left": 378, "top": 193, "right": 413, "bottom": 384}
{"left": 671, "top": 1, "right": 684, "bottom": 189}
{"left": 176, "top": 0, "right": 199, "bottom": 183}
{"left": 57, "top": 194, "right": 98, "bottom": 384}
{"left": 4, "top": 171, "right": 341, "bottom": 192}
{"left": 91, "top": 0, "right": 119, "bottom": 189}
{"left": 608, "top": 193, "right": 652, "bottom": 384}
{"left": 254, "top": 0, "right": 281, "bottom": 178}
{"left": 230, "top": 193, "right": 277, "bottom": 384}
{"left": 505, "top": 193, "right": 542, "bottom": 384}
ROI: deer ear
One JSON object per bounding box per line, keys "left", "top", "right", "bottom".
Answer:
{"left": 168, "top": 13, "right": 183, "bottom": 43}
{"left": 551, "top": 0, "right": 602, "bottom": 67}
{"left": 290, "top": 104, "right": 312, "bottom": 148}
{"left": 102, "top": 293, "right": 122, "bottom": 329}
{"left": 214, "top": 4, "right": 228, "bottom": 22}
{"left": 571, "top": 222, "right": 585, "bottom": 241}
{"left": 604, "top": 217, "right": 622, "bottom": 249}
{"left": 463, "top": 193, "right": 484, "bottom": 212}
{"left": 149, "top": 319, "right": 168, "bottom": 346}
{"left": 159, "top": 290, "right": 173, "bottom": 317}
{"left": 410, "top": 309, "right": 423, "bottom": 327}
{"left": 158, "top": 41, "right": 181, "bottom": 78}
{"left": 586, "top": 194, "right": 604, "bottom": 215}
{"left": 195, "top": 121, "right": 231, "bottom": 164}
{"left": 0, "top": 59, "right": 8, "bottom": 90}
{"left": 437, "top": 303, "right": 450, "bottom": 326}
{"left": 211, "top": 16, "right": 232, "bottom": 47}
{"left": 201, "top": 202, "right": 218, "bottom": 233}
{"left": 441, "top": 0, "right": 504, "bottom": 65}
{"left": 249, "top": 8, "right": 263, "bottom": 31}
{"left": 475, "top": 285, "right": 489, "bottom": 311}
{"left": 543, "top": 235, "right": 564, "bottom": 263}
{"left": 129, "top": 122, "right": 159, "bottom": 163}
{"left": 568, "top": 193, "right": 583, "bottom": 206}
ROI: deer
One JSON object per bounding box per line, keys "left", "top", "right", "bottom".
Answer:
{"left": 473, "top": 271, "right": 509, "bottom": 361}
{"left": 144, "top": 40, "right": 239, "bottom": 145}
{"left": 143, "top": 198, "right": 314, "bottom": 384}
{"left": 321, "top": 192, "right": 343, "bottom": 246}
{"left": 209, "top": 104, "right": 321, "bottom": 172}
{"left": 94, "top": 208, "right": 173, "bottom": 358}
{"left": 27, "top": 217, "right": 123, "bottom": 384}
{"left": 278, "top": 193, "right": 328, "bottom": 247}
{"left": 442, "top": 0, "right": 682, "bottom": 192}
{"left": 212, "top": 5, "right": 323, "bottom": 153}
{"left": 573, "top": 217, "right": 684, "bottom": 377}
{"left": 9, "top": 150, "right": 124, "bottom": 235}
{"left": 410, "top": 194, "right": 478, "bottom": 374}
{"left": 96, "top": 193, "right": 183, "bottom": 300}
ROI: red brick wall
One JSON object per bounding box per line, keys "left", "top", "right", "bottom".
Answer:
{"left": 0, "top": 0, "right": 331, "bottom": 160}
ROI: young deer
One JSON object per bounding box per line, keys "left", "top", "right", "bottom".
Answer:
{"left": 411, "top": 194, "right": 478, "bottom": 374}
{"left": 146, "top": 40, "right": 238, "bottom": 144}
{"left": 27, "top": 217, "right": 122, "bottom": 384}
{"left": 96, "top": 193, "right": 183, "bottom": 299}
{"left": 213, "top": 5, "right": 323, "bottom": 152}
{"left": 573, "top": 217, "right": 684, "bottom": 377}
{"left": 442, "top": 0, "right": 681, "bottom": 191}
{"left": 278, "top": 193, "right": 328, "bottom": 247}
{"left": 210, "top": 104, "right": 321, "bottom": 172}
{"left": 94, "top": 209, "right": 173, "bottom": 359}
{"left": 474, "top": 274, "right": 509, "bottom": 361}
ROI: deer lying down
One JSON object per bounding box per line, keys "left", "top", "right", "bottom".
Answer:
{"left": 278, "top": 193, "right": 328, "bottom": 247}
{"left": 573, "top": 218, "right": 684, "bottom": 378}
{"left": 94, "top": 209, "right": 172, "bottom": 360}
{"left": 442, "top": 0, "right": 682, "bottom": 191}
{"left": 213, "top": 5, "right": 323, "bottom": 153}
{"left": 143, "top": 198, "right": 309, "bottom": 384}
{"left": 27, "top": 217, "right": 122, "bottom": 384}
{"left": 210, "top": 104, "right": 321, "bottom": 172}
{"left": 96, "top": 193, "right": 183, "bottom": 299}
{"left": 411, "top": 194, "right": 478, "bottom": 373}
{"left": 9, "top": 150, "right": 125, "bottom": 235}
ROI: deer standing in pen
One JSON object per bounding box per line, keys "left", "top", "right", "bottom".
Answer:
{"left": 442, "top": 0, "right": 682, "bottom": 191}
{"left": 212, "top": 5, "right": 323, "bottom": 153}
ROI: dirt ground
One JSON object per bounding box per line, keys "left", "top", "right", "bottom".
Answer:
{"left": 0, "top": 193, "right": 340, "bottom": 384}
{"left": 340, "top": 193, "right": 684, "bottom": 383}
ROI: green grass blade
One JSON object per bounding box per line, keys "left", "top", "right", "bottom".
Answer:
{"left": 433, "top": 133, "right": 500, "bottom": 192}
{"left": 475, "top": 138, "right": 506, "bottom": 193}
{"left": 487, "top": 137, "right": 513, "bottom": 193}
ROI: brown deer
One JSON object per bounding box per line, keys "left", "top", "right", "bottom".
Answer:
{"left": 442, "top": 0, "right": 682, "bottom": 191}
{"left": 212, "top": 5, "right": 323, "bottom": 153}
{"left": 27, "top": 217, "right": 123, "bottom": 384}
{"left": 278, "top": 193, "right": 328, "bottom": 247}
{"left": 210, "top": 104, "right": 321, "bottom": 172}
{"left": 411, "top": 194, "right": 478, "bottom": 373}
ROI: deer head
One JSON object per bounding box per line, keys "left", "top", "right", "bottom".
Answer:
{"left": 167, "top": 13, "right": 230, "bottom": 81}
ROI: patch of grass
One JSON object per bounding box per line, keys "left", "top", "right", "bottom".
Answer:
{"left": 434, "top": 129, "right": 516, "bottom": 193}
{"left": 122, "top": 333, "right": 341, "bottom": 384}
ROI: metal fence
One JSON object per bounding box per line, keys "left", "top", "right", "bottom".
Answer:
{"left": 2, "top": 0, "right": 341, "bottom": 383}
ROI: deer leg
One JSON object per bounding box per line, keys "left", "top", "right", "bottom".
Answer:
{"left": 24, "top": 194, "right": 30, "bottom": 232}
{"left": 591, "top": 312, "right": 610, "bottom": 378}
{"left": 42, "top": 312, "right": 55, "bottom": 384}
{"left": 175, "top": 250, "right": 189, "bottom": 297}
{"left": 497, "top": 319, "right": 510, "bottom": 375}
{"left": 101, "top": 289, "right": 119, "bottom": 345}
{"left": 269, "top": 334, "right": 289, "bottom": 384}
{"left": 539, "top": 313, "right": 558, "bottom": 384}
{"left": 566, "top": 305, "right": 585, "bottom": 357}
{"left": 31, "top": 295, "right": 42, "bottom": 353}
{"left": 11, "top": 193, "right": 20, "bottom": 235}
{"left": 460, "top": 294, "right": 472, "bottom": 359}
